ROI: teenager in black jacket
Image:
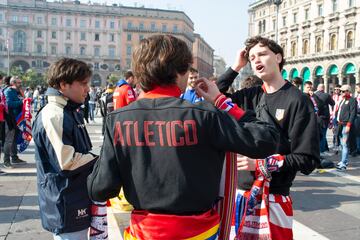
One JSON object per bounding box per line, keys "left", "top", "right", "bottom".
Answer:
{"left": 87, "top": 34, "right": 281, "bottom": 239}
{"left": 217, "top": 36, "right": 320, "bottom": 239}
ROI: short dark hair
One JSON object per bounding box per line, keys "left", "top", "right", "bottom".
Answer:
{"left": 132, "top": 35, "right": 192, "bottom": 92}
{"left": 189, "top": 67, "right": 198, "bottom": 74}
{"left": 47, "top": 58, "right": 92, "bottom": 89}
{"left": 244, "top": 36, "right": 285, "bottom": 71}
{"left": 291, "top": 77, "right": 303, "bottom": 86}
{"left": 124, "top": 70, "right": 134, "bottom": 80}
{"left": 241, "top": 75, "right": 263, "bottom": 89}
{"left": 304, "top": 81, "right": 313, "bottom": 86}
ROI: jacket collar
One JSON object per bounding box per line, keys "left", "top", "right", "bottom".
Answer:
{"left": 139, "top": 85, "right": 181, "bottom": 99}
{"left": 46, "top": 87, "right": 82, "bottom": 110}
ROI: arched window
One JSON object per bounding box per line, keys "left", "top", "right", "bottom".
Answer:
{"left": 346, "top": 31, "right": 354, "bottom": 49}
{"left": 13, "top": 30, "right": 26, "bottom": 52}
{"left": 80, "top": 46, "right": 86, "bottom": 55}
{"left": 330, "top": 34, "right": 337, "bottom": 50}
{"left": 262, "top": 20, "right": 266, "bottom": 33}
{"left": 291, "top": 41, "right": 297, "bottom": 57}
{"left": 302, "top": 39, "right": 309, "bottom": 54}
{"left": 316, "top": 37, "right": 322, "bottom": 53}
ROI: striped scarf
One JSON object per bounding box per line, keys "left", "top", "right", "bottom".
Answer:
{"left": 235, "top": 154, "right": 284, "bottom": 240}
{"left": 217, "top": 152, "right": 238, "bottom": 240}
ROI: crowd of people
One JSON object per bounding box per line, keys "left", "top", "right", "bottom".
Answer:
{"left": 0, "top": 34, "right": 359, "bottom": 240}
{"left": 291, "top": 77, "right": 359, "bottom": 171}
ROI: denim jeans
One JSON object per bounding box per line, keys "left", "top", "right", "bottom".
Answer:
{"left": 320, "top": 127, "right": 328, "bottom": 152}
{"left": 340, "top": 127, "right": 349, "bottom": 167}
{"left": 89, "top": 103, "right": 96, "bottom": 121}
{"left": 53, "top": 228, "right": 88, "bottom": 240}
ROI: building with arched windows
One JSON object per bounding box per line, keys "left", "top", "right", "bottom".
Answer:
{"left": 249, "top": 0, "right": 360, "bottom": 93}
{"left": 0, "top": 0, "right": 213, "bottom": 86}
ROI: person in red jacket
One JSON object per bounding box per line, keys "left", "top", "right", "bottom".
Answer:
{"left": 113, "top": 70, "right": 137, "bottom": 110}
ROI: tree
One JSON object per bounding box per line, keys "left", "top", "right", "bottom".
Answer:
{"left": 107, "top": 73, "right": 120, "bottom": 86}
{"left": 22, "top": 69, "right": 46, "bottom": 89}
{"left": 10, "top": 66, "right": 24, "bottom": 79}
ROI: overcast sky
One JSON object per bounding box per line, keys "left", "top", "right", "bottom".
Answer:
{"left": 52, "top": 0, "right": 255, "bottom": 66}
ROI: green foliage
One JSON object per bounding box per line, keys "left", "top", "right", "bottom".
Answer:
{"left": 10, "top": 66, "right": 24, "bottom": 78}
{"left": 107, "top": 73, "right": 120, "bottom": 85}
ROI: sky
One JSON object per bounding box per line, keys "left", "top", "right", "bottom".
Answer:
{"left": 53, "top": 0, "right": 255, "bottom": 66}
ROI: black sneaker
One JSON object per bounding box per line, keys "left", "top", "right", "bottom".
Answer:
{"left": 0, "top": 169, "right": 6, "bottom": 175}
{"left": 3, "top": 162, "right": 13, "bottom": 168}
{"left": 11, "top": 158, "right": 27, "bottom": 165}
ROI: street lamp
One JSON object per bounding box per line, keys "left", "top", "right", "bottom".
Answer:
{"left": 268, "top": 0, "right": 283, "bottom": 43}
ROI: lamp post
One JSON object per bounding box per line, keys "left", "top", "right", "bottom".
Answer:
{"left": 268, "top": 0, "right": 283, "bottom": 43}
{"left": 6, "top": 30, "right": 10, "bottom": 76}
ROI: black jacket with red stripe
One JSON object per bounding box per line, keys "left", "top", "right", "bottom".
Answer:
{"left": 87, "top": 86, "right": 280, "bottom": 214}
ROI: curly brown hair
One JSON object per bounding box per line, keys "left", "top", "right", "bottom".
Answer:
{"left": 132, "top": 34, "right": 193, "bottom": 92}
{"left": 244, "top": 36, "right": 285, "bottom": 71}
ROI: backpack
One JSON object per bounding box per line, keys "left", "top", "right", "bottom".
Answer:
{"left": 319, "top": 159, "right": 335, "bottom": 169}
{"left": 0, "top": 86, "right": 8, "bottom": 122}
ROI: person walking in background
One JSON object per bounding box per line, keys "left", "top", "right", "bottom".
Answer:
{"left": 87, "top": 34, "right": 281, "bottom": 240}
{"left": 113, "top": 70, "right": 137, "bottom": 110}
{"left": 88, "top": 85, "right": 97, "bottom": 123}
{"left": 335, "top": 84, "right": 357, "bottom": 171}
{"left": 315, "top": 83, "right": 335, "bottom": 155}
{"left": 99, "top": 84, "right": 114, "bottom": 135}
{"left": 32, "top": 86, "right": 40, "bottom": 112}
{"left": 32, "top": 58, "right": 107, "bottom": 240}
{"left": 331, "top": 84, "right": 343, "bottom": 153}
{"left": 217, "top": 36, "right": 320, "bottom": 239}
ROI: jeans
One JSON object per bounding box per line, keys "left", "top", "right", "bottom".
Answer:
{"left": 53, "top": 228, "right": 88, "bottom": 240}
{"left": 3, "top": 122, "right": 17, "bottom": 162}
{"left": 33, "top": 98, "right": 38, "bottom": 112}
{"left": 320, "top": 127, "right": 328, "bottom": 153}
{"left": 89, "top": 103, "right": 96, "bottom": 121}
{"left": 340, "top": 127, "right": 349, "bottom": 167}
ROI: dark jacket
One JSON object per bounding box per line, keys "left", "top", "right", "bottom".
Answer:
{"left": 32, "top": 88, "right": 97, "bottom": 234}
{"left": 88, "top": 89, "right": 280, "bottom": 214}
{"left": 315, "top": 90, "right": 335, "bottom": 125}
{"left": 335, "top": 97, "right": 357, "bottom": 125}
{"left": 217, "top": 68, "right": 320, "bottom": 195}
{"left": 4, "top": 87, "right": 23, "bottom": 118}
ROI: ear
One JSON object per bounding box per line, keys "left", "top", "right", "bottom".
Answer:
{"left": 59, "top": 81, "right": 68, "bottom": 91}
{"left": 275, "top": 53, "right": 282, "bottom": 64}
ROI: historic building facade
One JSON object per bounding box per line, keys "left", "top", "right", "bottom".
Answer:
{"left": 248, "top": 0, "right": 359, "bottom": 92}
{"left": 192, "top": 33, "right": 214, "bottom": 78}
{"left": 0, "top": 0, "right": 211, "bottom": 86}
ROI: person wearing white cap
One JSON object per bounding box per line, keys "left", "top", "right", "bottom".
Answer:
{"left": 334, "top": 84, "right": 357, "bottom": 170}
